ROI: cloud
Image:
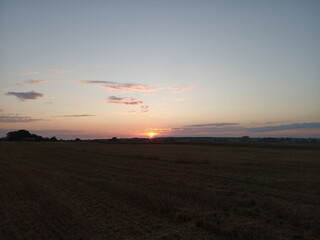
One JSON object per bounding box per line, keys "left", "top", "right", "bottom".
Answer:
{"left": 46, "top": 68, "right": 72, "bottom": 74}
{"left": 263, "top": 121, "right": 285, "bottom": 125}
{"left": 107, "top": 96, "right": 143, "bottom": 105}
{"left": 80, "top": 80, "right": 160, "bottom": 92}
{"left": 171, "top": 85, "right": 193, "bottom": 93}
{"left": 129, "top": 106, "right": 149, "bottom": 114}
{"left": 80, "top": 81, "right": 195, "bottom": 94}
{"left": 20, "top": 71, "right": 40, "bottom": 75}
{"left": 20, "top": 69, "right": 72, "bottom": 76}
{"left": 140, "top": 106, "right": 149, "bottom": 113}
{"left": 0, "top": 114, "right": 44, "bottom": 122}
{"left": 145, "top": 123, "right": 244, "bottom": 137}
{"left": 23, "top": 80, "right": 50, "bottom": 85}
{"left": 57, "top": 114, "right": 97, "bottom": 118}
{"left": 248, "top": 122, "right": 320, "bottom": 132}
{"left": 186, "top": 123, "right": 239, "bottom": 128}
{"left": 79, "top": 80, "right": 109, "bottom": 84}
{"left": 149, "top": 126, "right": 244, "bottom": 137}
{"left": 6, "top": 91, "right": 44, "bottom": 101}
{"left": 0, "top": 109, "right": 3, "bottom": 112}
{"left": 171, "top": 126, "right": 244, "bottom": 135}
{"left": 146, "top": 128, "right": 173, "bottom": 133}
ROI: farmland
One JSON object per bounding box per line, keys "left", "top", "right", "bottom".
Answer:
{"left": 0, "top": 142, "right": 319, "bottom": 239}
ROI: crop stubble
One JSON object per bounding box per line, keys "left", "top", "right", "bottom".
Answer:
{"left": 0, "top": 142, "right": 319, "bottom": 239}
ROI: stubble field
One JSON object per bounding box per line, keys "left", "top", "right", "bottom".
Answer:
{"left": 0, "top": 142, "right": 319, "bottom": 240}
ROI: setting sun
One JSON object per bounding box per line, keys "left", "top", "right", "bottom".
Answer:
{"left": 147, "top": 132, "right": 156, "bottom": 138}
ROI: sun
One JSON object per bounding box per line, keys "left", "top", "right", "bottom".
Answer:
{"left": 147, "top": 132, "right": 156, "bottom": 138}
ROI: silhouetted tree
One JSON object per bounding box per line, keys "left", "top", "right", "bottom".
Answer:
{"left": 75, "top": 138, "right": 81, "bottom": 141}
{"left": 5, "top": 130, "right": 58, "bottom": 141}
{"left": 6, "top": 130, "right": 32, "bottom": 141}
{"left": 31, "top": 134, "right": 44, "bottom": 141}
{"left": 50, "top": 136, "right": 58, "bottom": 142}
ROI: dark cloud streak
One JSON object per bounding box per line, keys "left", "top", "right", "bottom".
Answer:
{"left": 23, "top": 80, "right": 50, "bottom": 85}
{"left": 186, "top": 123, "right": 239, "bottom": 128}
{"left": 161, "top": 122, "right": 244, "bottom": 136}
{"left": 6, "top": 91, "right": 44, "bottom": 100}
{"left": 248, "top": 122, "right": 320, "bottom": 132}
{"left": 0, "top": 114, "right": 44, "bottom": 122}
{"left": 107, "top": 96, "right": 143, "bottom": 105}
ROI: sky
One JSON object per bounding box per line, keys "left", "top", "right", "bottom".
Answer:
{"left": 0, "top": 0, "right": 320, "bottom": 139}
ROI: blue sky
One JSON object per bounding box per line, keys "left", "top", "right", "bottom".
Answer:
{"left": 0, "top": 0, "right": 319, "bottom": 139}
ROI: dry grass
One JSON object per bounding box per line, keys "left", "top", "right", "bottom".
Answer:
{"left": 0, "top": 142, "right": 319, "bottom": 239}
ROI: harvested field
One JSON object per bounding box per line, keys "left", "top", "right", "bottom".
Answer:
{"left": 0, "top": 142, "right": 319, "bottom": 239}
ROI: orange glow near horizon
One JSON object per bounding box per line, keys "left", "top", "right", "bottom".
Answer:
{"left": 147, "top": 132, "right": 157, "bottom": 138}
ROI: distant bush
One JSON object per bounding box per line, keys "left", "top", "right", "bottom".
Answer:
{"left": 7, "top": 130, "right": 33, "bottom": 141}
{"left": 50, "top": 137, "right": 58, "bottom": 142}
{"left": 6, "top": 130, "right": 57, "bottom": 142}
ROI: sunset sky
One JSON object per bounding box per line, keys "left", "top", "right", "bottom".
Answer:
{"left": 1, "top": 0, "right": 320, "bottom": 139}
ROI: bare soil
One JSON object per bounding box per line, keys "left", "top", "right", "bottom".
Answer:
{"left": 0, "top": 142, "right": 319, "bottom": 239}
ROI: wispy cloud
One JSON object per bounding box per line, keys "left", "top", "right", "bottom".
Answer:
{"left": 146, "top": 128, "right": 173, "bottom": 133}
{"left": 186, "top": 123, "right": 239, "bottom": 128}
{"left": 263, "top": 121, "right": 286, "bottom": 125}
{"left": 46, "top": 68, "right": 72, "bottom": 74}
{"left": 20, "top": 69, "right": 72, "bottom": 75}
{"left": 129, "top": 106, "right": 149, "bottom": 114}
{"left": 171, "top": 126, "right": 244, "bottom": 136}
{"left": 20, "top": 71, "right": 40, "bottom": 75}
{"left": 171, "top": 85, "right": 194, "bottom": 93}
{"left": 0, "top": 114, "right": 44, "bottom": 122}
{"left": 6, "top": 91, "right": 44, "bottom": 101}
{"left": 80, "top": 81, "right": 195, "bottom": 94}
{"left": 107, "top": 96, "right": 143, "bottom": 105}
{"left": 80, "top": 80, "right": 159, "bottom": 92}
{"left": 22, "top": 80, "right": 51, "bottom": 85}
{"left": 248, "top": 122, "right": 320, "bottom": 132}
{"left": 145, "top": 123, "right": 244, "bottom": 137}
{"left": 57, "top": 114, "right": 97, "bottom": 118}
{"left": 80, "top": 80, "right": 111, "bottom": 84}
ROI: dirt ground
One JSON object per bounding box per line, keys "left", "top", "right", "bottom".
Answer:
{"left": 0, "top": 142, "right": 319, "bottom": 239}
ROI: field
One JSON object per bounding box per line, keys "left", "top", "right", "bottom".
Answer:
{"left": 0, "top": 142, "right": 319, "bottom": 240}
